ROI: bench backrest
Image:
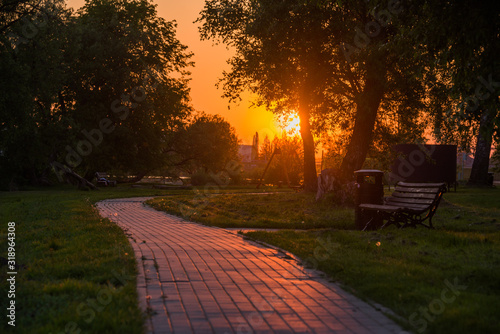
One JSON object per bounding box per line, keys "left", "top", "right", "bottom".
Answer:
{"left": 95, "top": 172, "right": 108, "bottom": 179}
{"left": 388, "top": 182, "right": 447, "bottom": 209}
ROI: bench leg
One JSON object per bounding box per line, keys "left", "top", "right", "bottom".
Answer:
{"left": 381, "top": 216, "right": 401, "bottom": 229}
{"left": 362, "top": 217, "right": 375, "bottom": 231}
{"left": 381, "top": 211, "right": 407, "bottom": 229}
{"left": 377, "top": 212, "right": 437, "bottom": 230}
{"left": 415, "top": 218, "right": 434, "bottom": 229}
{"left": 360, "top": 210, "right": 384, "bottom": 231}
{"left": 401, "top": 215, "right": 435, "bottom": 229}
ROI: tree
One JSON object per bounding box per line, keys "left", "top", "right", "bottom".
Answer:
{"left": 0, "top": 0, "right": 74, "bottom": 188}
{"left": 199, "top": 0, "right": 428, "bottom": 192}
{"left": 492, "top": 143, "right": 500, "bottom": 174}
{"left": 401, "top": 0, "right": 500, "bottom": 186}
{"left": 0, "top": 0, "right": 44, "bottom": 34}
{"left": 67, "top": 0, "right": 193, "bottom": 180}
{"left": 199, "top": 0, "right": 330, "bottom": 191}
{"left": 265, "top": 135, "right": 303, "bottom": 186}
{"left": 260, "top": 135, "right": 273, "bottom": 161}
{"left": 0, "top": 0, "right": 194, "bottom": 189}
{"left": 172, "top": 113, "right": 240, "bottom": 174}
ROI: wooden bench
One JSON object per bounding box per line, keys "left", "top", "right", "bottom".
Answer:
{"left": 359, "top": 182, "right": 447, "bottom": 230}
{"left": 95, "top": 172, "right": 117, "bottom": 187}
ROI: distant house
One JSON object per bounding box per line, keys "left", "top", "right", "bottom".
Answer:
{"left": 238, "top": 132, "right": 260, "bottom": 163}
{"left": 238, "top": 145, "right": 255, "bottom": 163}
{"left": 238, "top": 132, "right": 265, "bottom": 173}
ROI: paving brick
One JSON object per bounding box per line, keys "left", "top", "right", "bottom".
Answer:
{"left": 97, "top": 198, "right": 404, "bottom": 334}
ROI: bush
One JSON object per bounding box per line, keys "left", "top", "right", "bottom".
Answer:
{"left": 190, "top": 170, "right": 212, "bottom": 186}
{"left": 228, "top": 169, "right": 243, "bottom": 185}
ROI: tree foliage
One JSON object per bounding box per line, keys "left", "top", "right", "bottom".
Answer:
{"left": 0, "top": 0, "right": 194, "bottom": 189}
{"left": 0, "top": 0, "right": 73, "bottom": 188}
{"left": 199, "top": 0, "right": 429, "bottom": 189}
{"left": 199, "top": 0, "right": 330, "bottom": 191}
{"left": 67, "top": 0, "right": 193, "bottom": 178}
{"left": 400, "top": 0, "right": 500, "bottom": 185}
{"left": 265, "top": 135, "right": 303, "bottom": 186}
{"left": 172, "top": 113, "right": 240, "bottom": 174}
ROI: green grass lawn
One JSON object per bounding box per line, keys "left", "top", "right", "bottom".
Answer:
{"left": 150, "top": 186, "right": 500, "bottom": 334}
{"left": 147, "top": 192, "right": 353, "bottom": 229}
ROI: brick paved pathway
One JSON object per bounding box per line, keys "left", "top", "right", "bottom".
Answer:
{"left": 96, "top": 197, "right": 405, "bottom": 334}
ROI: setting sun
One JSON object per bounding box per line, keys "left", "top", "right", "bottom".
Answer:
{"left": 278, "top": 112, "right": 301, "bottom": 136}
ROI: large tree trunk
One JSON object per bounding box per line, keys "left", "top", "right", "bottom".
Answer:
{"left": 339, "top": 63, "right": 386, "bottom": 181}
{"left": 468, "top": 108, "right": 497, "bottom": 186}
{"left": 298, "top": 99, "right": 318, "bottom": 192}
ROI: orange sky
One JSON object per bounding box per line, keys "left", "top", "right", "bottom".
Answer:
{"left": 67, "top": 0, "right": 279, "bottom": 144}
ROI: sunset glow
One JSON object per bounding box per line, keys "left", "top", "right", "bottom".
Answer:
{"left": 277, "top": 112, "right": 301, "bottom": 136}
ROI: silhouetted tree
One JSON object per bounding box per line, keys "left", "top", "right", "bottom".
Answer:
{"left": 199, "top": 0, "right": 428, "bottom": 190}
{"left": 260, "top": 135, "right": 273, "bottom": 161}
{"left": 0, "top": 0, "right": 194, "bottom": 188}
{"left": 68, "top": 0, "right": 193, "bottom": 180}
{"left": 401, "top": 0, "right": 500, "bottom": 186}
{"left": 0, "top": 0, "right": 73, "bottom": 188}
{"left": 172, "top": 113, "right": 240, "bottom": 174}
{"left": 265, "top": 135, "right": 303, "bottom": 186}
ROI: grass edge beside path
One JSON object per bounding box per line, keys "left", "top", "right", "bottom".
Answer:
{"left": 146, "top": 192, "right": 354, "bottom": 229}
{"left": 0, "top": 186, "right": 177, "bottom": 334}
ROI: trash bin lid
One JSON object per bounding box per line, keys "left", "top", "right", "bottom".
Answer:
{"left": 354, "top": 169, "right": 384, "bottom": 176}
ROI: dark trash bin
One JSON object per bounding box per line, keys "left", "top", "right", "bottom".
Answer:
{"left": 488, "top": 172, "right": 494, "bottom": 186}
{"left": 354, "top": 170, "right": 384, "bottom": 230}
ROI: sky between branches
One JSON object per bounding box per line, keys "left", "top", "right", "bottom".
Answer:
{"left": 67, "top": 0, "right": 280, "bottom": 144}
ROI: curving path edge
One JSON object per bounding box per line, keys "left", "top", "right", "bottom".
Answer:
{"left": 96, "top": 197, "right": 406, "bottom": 334}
